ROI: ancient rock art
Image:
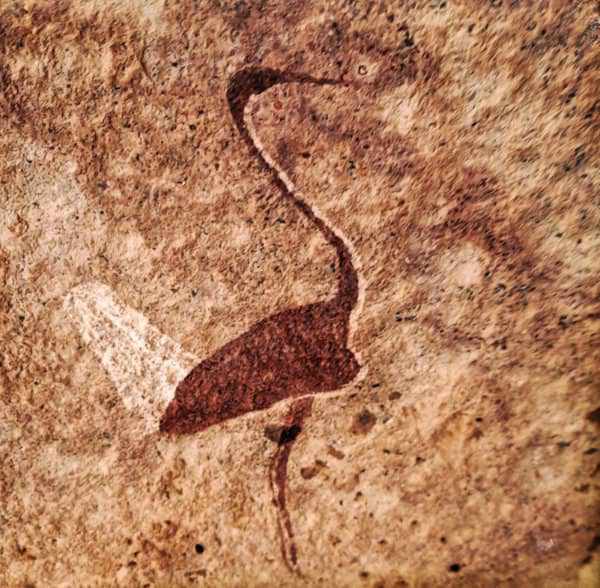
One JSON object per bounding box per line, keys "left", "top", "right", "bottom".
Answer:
{"left": 265, "top": 396, "right": 314, "bottom": 572}
{"left": 160, "top": 67, "right": 362, "bottom": 573}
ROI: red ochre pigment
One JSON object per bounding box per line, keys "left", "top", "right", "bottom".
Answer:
{"left": 160, "top": 67, "right": 361, "bottom": 573}
{"left": 267, "top": 396, "right": 314, "bottom": 571}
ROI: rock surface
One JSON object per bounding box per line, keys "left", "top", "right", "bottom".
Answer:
{"left": 1, "top": 1, "right": 599, "bottom": 586}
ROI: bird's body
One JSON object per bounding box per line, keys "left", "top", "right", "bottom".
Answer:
{"left": 160, "top": 298, "right": 359, "bottom": 435}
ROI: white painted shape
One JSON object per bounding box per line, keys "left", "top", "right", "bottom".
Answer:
{"left": 63, "top": 282, "right": 198, "bottom": 432}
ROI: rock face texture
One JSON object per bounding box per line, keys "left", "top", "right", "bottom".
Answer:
{"left": 1, "top": 1, "right": 599, "bottom": 586}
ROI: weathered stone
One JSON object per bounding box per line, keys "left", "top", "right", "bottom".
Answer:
{"left": 1, "top": 1, "right": 599, "bottom": 586}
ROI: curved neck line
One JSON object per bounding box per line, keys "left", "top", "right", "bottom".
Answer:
{"left": 227, "top": 69, "right": 359, "bottom": 311}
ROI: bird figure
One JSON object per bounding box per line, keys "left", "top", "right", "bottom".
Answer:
{"left": 160, "top": 66, "right": 362, "bottom": 573}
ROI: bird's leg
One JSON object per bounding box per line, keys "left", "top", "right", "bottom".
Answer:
{"left": 267, "top": 396, "right": 314, "bottom": 575}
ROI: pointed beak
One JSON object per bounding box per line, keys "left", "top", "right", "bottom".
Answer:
{"left": 227, "top": 66, "right": 352, "bottom": 131}
{"left": 277, "top": 70, "right": 344, "bottom": 87}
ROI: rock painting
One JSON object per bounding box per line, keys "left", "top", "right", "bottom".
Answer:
{"left": 160, "top": 67, "right": 362, "bottom": 572}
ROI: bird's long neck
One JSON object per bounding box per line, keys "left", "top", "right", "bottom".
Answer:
{"left": 227, "top": 70, "right": 359, "bottom": 312}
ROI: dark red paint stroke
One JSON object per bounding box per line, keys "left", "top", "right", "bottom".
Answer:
{"left": 160, "top": 67, "right": 362, "bottom": 572}
{"left": 160, "top": 300, "right": 359, "bottom": 434}
{"left": 160, "top": 67, "right": 360, "bottom": 436}
{"left": 226, "top": 67, "right": 359, "bottom": 312}
{"left": 268, "top": 396, "right": 313, "bottom": 573}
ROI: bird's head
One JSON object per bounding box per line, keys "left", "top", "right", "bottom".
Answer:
{"left": 227, "top": 66, "right": 347, "bottom": 131}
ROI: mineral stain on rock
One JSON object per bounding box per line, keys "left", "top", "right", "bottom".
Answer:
{"left": 160, "top": 67, "right": 363, "bottom": 573}
{"left": 351, "top": 408, "right": 377, "bottom": 435}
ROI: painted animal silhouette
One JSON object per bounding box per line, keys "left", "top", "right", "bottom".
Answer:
{"left": 160, "top": 67, "right": 362, "bottom": 572}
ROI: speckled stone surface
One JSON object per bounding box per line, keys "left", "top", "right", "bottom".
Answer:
{"left": 1, "top": 1, "right": 599, "bottom": 586}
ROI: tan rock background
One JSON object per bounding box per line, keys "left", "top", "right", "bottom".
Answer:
{"left": 1, "top": 0, "right": 599, "bottom": 586}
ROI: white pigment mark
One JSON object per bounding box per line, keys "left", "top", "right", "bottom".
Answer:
{"left": 63, "top": 282, "right": 198, "bottom": 432}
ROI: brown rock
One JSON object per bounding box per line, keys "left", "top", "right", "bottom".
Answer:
{"left": 1, "top": 1, "right": 599, "bottom": 586}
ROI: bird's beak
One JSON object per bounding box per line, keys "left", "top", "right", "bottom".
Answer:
{"left": 278, "top": 70, "right": 345, "bottom": 87}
